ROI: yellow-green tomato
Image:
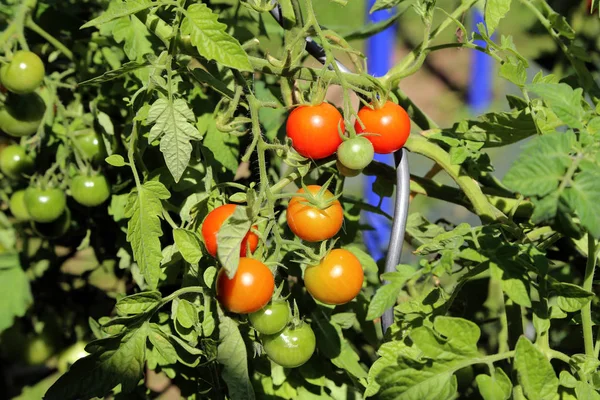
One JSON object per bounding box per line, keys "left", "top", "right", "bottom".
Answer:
{"left": 0, "top": 144, "right": 34, "bottom": 179}
{"left": 262, "top": 323, "right": 316, "bottom": 368}
{"left": 0, "top": 51, "right": 45, "bottom": 94}
{"left": 9, "top": 190, "right": 30, "bottom": 221}
{"left": 249, "top": 301, "right": 290, "bottom": 335}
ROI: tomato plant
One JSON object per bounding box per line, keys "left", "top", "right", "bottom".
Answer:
{"left": 216, "top": 257, "right": 274, "bottom": 314}
{"left": 286, "top": 185, "right": 343, "bottom": 242}
{"left": 0, "top": 50, "right": 45, "bottom": 94}
{"left": 70, "top": 174, "right": 110, "bottom": 207}
{"left": 0, "top": 0, "right": 599, "bottom": 399}
{"left": 304, "top": 249, "right": 364, "bottom": 305}
{"left": 249, "top": 301, "right": 290, "bottom": 335}
{"left": 286, "top": 103, "right": 344, "bottom": 160}
{"left": 261, "top": 322, "right": 316, "bottom": 369}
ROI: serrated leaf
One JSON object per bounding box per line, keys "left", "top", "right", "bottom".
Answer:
{"left": 0, "top": 255, "right": 32, "bottom": 333}
{"left": 45, "top": 322, "right": 149, "bottom": 400}
{"left": 201, "top": 115, "right": 240, "bottom": 173}
{"left": 370, "top": 0, "right": 406, "bottom": 13}
{"left": 176, "top": 299, "right": 198, "bottom": 329}
{"left": 366, "top": 266, "right": 416, "bottom": 320}
{"left": 217, "top": 316, "right": 255, "bottom": 400}
{"left": 503, "top": 131, "right": 574, "bottom": 197}
{"left": 181, "top": 3, "right": 252, "bottom": 71}
{"left": 217, "top": 205, "right": 252, "bottom": 278}
{"left": 550, "top": 281, "right": 593, "bottom": 312}
{"left": 563, "top": 166, "right": 600, "bottom": 238}
{"left": 116, "top": 291, "right": 162, "bottom": 316}
{"left": 147, "top": 324, "right": 178, "bottom": 366}
{"left": 111, "top": 14, "right": 153, "bottom": 62}
{"left": 476, "top": 368, "right": 512, "bottom": 400}
{"left": 514, "top": 337, "right": 558, "bottom": 400}
{"left": 125, "top": 181, "right": 171, "bottom": 289}
{"left": 81, "top": 0, "right": 155, "bottom": 28}
{"left": 173, "top": 229, "right": 203, "bottom": 264}
{"left": 79, "top": 60, "right": 151, "bottom": 85}
{"left": 147, "top": 98, "right": 202, "bottom": 182}
{"left": 526, "top": 83, "right": 585, "bottom": 129}
{"left": 499, "top": 56, "right": 526, "bottom": 87}
{"left": 485, "top": 0, "right": 512, "bottom": 35}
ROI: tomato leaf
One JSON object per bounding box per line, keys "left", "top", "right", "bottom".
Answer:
{"left": 366, "top": 265, "right": 417, "bottom": 320}
{"left": 0, "top": 253, "right": 32, "bottom": 334}
{"left": 79, "top": 60, "right": 151, "bottom": 85}
{"left": 45, "top": 322, "right": 149, "bottom": 400}
{"left": 181, "top": 3, "right": 252, "bottom": 72}
{"left": 116, "top": 291, "right": 162, "bottom": 316}
{"left": 484, "top": 0, "right": 512, "bottom": 36}
{"left": 217, "top": 206, "right": 252, "bottom": 278}
{"left": 146, "top": 324, "right": 178, "bottom": 368}
{"left": 514, "top": 337, "right": 559, "bottom": 400}
{"left": 81, "top": 0, "right": 155, "bottom": 28}
{"left": 173, "top": 228, "right": 203, "bottom": 264}
{"left": 563, "top": 165, "right": 600, "bottom": 239}
{"left": 217, "top": 315, "right": 255, "bottom": 400}
{"left": 476, "top": 368, "right": 512, "bottom": 400}
{"left": 125, "top": 181, "right": 170, "bottom": 289}
{"left": 147, "top": 98, "right": 202, "bottom": 183}
{"left": 200, "top": 114, "right": 240, "bottom": 174}
{"left": 526, "top": 83, "right": 585, "bottom": 129}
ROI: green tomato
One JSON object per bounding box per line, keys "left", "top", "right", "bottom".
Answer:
{"left": 249, "top": 301, "right": 290, "bottom": 335}
{"left": 0, "top": 92, "right": 46, "bottom": 137}
{"left": 24, "top": 187, "right": 67, "bottom": 223}
{"left": 337, "top": 136, "right": 374, "bottom": 170}
{"left": 32, "top": 207, "right": 71, "bottom": 239}
{"left": 9, "top": 190, "right": 30, "bottom": 221}
{"left": 336, "top": 159, "right": 361, "bottom": 177}
{"left": 262, "top": 323, "right": 316, "bottom": 368}
{"left": 0, "top": 51, "right": 45, "bottom": 94}
{"left": 0, "top": 144, "right": 34, "bottom": 179}
{"left": 74, "top": 129, "right": 107, "bottom": 164}
{"left": 71, "top": 174, "right": 111, "bottom": 207}
{"left": 57, "top": 341, "right": 88, "bottom": 372}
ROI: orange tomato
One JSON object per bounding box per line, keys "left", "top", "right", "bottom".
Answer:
{"left": 286, "top": 103, "right": 344, "bottom": 160}
{"left": 354, "top": 101, "right": 411, "bottom": 154}
{"left": 286, "top": 185, "right": 343, "bottom": 242}
{"left": 304, "top": 249, "right": 363, "bottom": 305}
{"left": 201, "top": 204, "right": 259, "bottom": 257}
{"left": 216, "top": 258, "right": 275, "bottom": 313}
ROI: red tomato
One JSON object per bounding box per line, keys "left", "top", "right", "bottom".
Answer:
{"left": 304, "top": 249, "right": 364, "bottom": 305}
{"left": 216, "top": 258, "right": 275, "bottom": 313}
{"left": 286, "top": 185, "right": 343, "bottom": 242}
{"left": 286, "top": 103, "right": 344, "bottom": 160}
{"left": 201, "top": 204, "right": 258, "bottom": 257}
{"left": 354, "top": 101, "right": 411, "bottom": 154}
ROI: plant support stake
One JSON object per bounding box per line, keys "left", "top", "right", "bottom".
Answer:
{"left": 269, "top": 2, "right": 411, "bottom": 333}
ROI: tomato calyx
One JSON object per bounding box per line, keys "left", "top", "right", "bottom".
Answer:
{"left": 293, "top": 179, "right": 341, "bottom": 211}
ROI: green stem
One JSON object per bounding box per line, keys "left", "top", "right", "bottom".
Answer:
{"left": 582, "top": 234, "right": 597, "bottom": 357}
{"left": 0, "top": 0, "right": 38, "bottom": 47}
{"left": 25, "top": 18, "right": 73, "bottom": 60}
{"left": 161, "top": 286, "right": 204, "bottom": 304}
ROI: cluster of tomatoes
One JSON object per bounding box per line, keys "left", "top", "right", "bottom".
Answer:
{"left": 286, "top": 100, "right": 411, "bottom": 175}
{"left": 200, "top": 100, "right": 410, "bottom": 368}
{"left": 0, "top": 50, "right": 111, "bottom": 238}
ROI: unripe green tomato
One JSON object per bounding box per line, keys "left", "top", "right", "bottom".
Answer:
{"left": 0, "top": 144, "right": 34, "bottom": 179}
{"left": 32, "top": 208, "right": 71, "bottom": 239}
{"left": 337, "top": 136, "right": 374, "bottom": 170}
{"left": 262, "top": 323, "right": 316, "bottom": 368}
{"left": 0, "top": 92, "right": 46, "bottom": 137}
{"left": 336, "top": 160, "right": 361, "bottom": 177}
{"left": 74, "top": 129, "right": 107, "bottom": 164}
{"left": 70, "top": 174, "right": 111, "bottom": 207}
{"left": 57, "top": 341, "right": 88, "bottom": 372}
{"left": 249, "top": 301, "right": 290, "bottom": 335}
{"left": 24, "top": 187, "right": 67, "bottom": 223}
{"left": 0, "top": 51, "right": 45, "bottom": 94}
{"left": 9, "top": 190, "right": 30, "bottom": 221}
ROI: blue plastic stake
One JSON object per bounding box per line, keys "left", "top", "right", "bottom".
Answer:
{"left": 468, "top": 9, "right": 494, "bottom": 114}
{"left": 363, "top": 0, "right": 397, "bottom": 262}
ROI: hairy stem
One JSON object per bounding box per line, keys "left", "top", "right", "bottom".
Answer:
{"left": 582, "top": 234, "right": 597, "bottom": 357}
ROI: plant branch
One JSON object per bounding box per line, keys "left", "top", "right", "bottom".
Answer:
{"left": 582, "top": 234, "right": 597, "bottom": 357}
{"left": 25, "top": 18, "right": 73, "bottom": 60}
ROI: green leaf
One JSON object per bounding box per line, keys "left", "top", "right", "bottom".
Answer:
{"left": 530, "top": 191, "right": 559, "bottom": 223}
{"left": 125, "top": 181, "right": 171, "bottom": 289}
{"left": 370, "top": 0, "right": 407, "bottom": 13}
{"left": 176, "top": 299, "right": 198, "bottom": 329}
{"left": 0, "top": 256, "right": 32, "bottom": 333}
{"left": 550, "top": 281, "right": 593, "bottom": 312}
{"left": 476, "top": 368, "right": 512, "bottom": 400}
{"left": 81, "top": 0, "right": 155, "bottom": 28}
{"left": 105, "top": 154, "right": 127, "bottom": 167}
{"left": 147, "top": 98, "right": 202, "bottom": 183}
{"left": 147, "top": 324, "right": 178, "bottom": 366}
{"left": 503, "top": 131, "right": 575, "bottom": 197}
{"left": 45, "top": 322, "right": 149, "bottom": 400}
{"left": 110, "top": 14, "right": 153, "bottom": 62}
{"left": 173, "top": 228, "right": 203, "bottom": 264}
{"left": 526, "top": 83, "right": 585, "bottom": 129}
{"left": 366, "top": 265, "right": 417, "bottom": 320}
{"left": 514, "top": 337, "right": 558, "bottom": 400}
{"left": 201, "top": 114, "right": 240, "bottom": 174}
{"left": 563, "top": 166, "right": 600, "bottom": 238}
{"left": 79, "top": 60, "right": 151, "bottom": 85}
{"left": 13, "top": 371, "right": 61, "bottom": 400}
{"left": 411, "top": 317, "right": 480, "bottom": 359}
{"left": 217, "top": 316, "right": 255, "bottom": 400}
{"left": 116, "top": 291, "right": 162, "bottom": 316}
{"left": 217, "top": 205, "right": 252, "bottom": 278}
{"left": 181, "top": 3, "right": 252, "bottom": 71}
{"left": 485, "top": 0, "right": 512, "bottom": 35}
{"left": 499, "top": 56, "right": 526, "bottom": 87}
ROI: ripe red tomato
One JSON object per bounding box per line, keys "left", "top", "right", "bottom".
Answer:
{"left": 216, "top": 258, "right": 275, "bottom": 314}
{"left": 354, "top": 101, "right": 411, "bottom": 154}
{"left": 304, "top": 249, "right": 364, "bottom": 305}
{"left": 286, "top": 103, "right": 344, "bottom": 160}
{"left": 286, "top": 185, "right": 343, "bottom": 242}
{"left": 201, "top": 204, "right": 259, "bottom": 257}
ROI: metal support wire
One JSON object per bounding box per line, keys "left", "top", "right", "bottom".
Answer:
{"left": 268, "top": 3, "right": 410, "bottom": 333}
